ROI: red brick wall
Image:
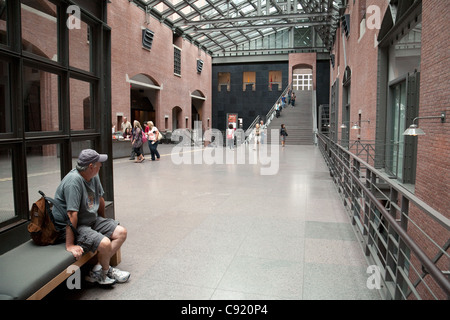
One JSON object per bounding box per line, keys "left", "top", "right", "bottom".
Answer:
{"left": 415, "top": 0, "right": 450, "bottom": 216}
{"left": 330, "top": 0, "right": 388, "bottom": 143}
{"left": 407, "top": 0, "right": 450, "bottom": 300}
{"left": 108, "top": 2, "right": 212, "bottom": 131}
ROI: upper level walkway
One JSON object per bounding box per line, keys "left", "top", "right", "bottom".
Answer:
{"left": 49, "top": 142, "right": 381, "bottom": 300}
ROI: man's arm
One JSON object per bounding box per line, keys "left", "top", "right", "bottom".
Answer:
{"left": 66, "top": 211, "right": 83, "bottom": 260}
{"left": 98, "top": 196, "right": 105, "bottom": 218}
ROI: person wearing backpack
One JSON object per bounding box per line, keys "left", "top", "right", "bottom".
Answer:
{"left": 51, "top": 149, "right": 130, "bottom": 286}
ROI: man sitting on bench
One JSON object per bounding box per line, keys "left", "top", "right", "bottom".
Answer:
{"left": 52, "top": 149, "right": 130, "bottom": 286}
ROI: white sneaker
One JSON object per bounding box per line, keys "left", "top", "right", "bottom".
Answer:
{"left": 107, "top": 266, "right": 130, "bottom": 283}
{"left": 85, "top": 269, "right": 116, "bottom": 286}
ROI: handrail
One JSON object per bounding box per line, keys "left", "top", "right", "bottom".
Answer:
{"left": 316, "top": 132, "right": 450, "bottom": 299}
{"left": 244, "top": 82, "right": 293, "bottom": 144}
{"left": 264, "top": 82, "right": 293, "bottom": 128}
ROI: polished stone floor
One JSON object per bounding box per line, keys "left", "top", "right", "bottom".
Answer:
{"left": 48, "top": 143, "right": 381, "bottom": 300}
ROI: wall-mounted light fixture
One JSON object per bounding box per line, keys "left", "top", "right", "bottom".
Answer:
{"left": 350, "top": 119, "right": 370, "bottom": 130}
{"left": 340, "top": 121, "right": 349, "bottom": 129}
{"left": 403, "top": 112, "right": 446, "bottom": 136}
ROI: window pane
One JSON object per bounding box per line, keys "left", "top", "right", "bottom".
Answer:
{"left": 397, "top": 82, "right": 406, "bottom": 179}
{"left": 243, "top": 71, "right": 255, "bottom": 91}
{"left": 0, "top": 148, "right": 15, "bottom": 226}
{"left": 0, "top": 60, "right": 12, "bottom": 133}
{"left": 387, "top": 81, "right": 406, "bottom": 178}
{"left": 218, "top": 72, "right": 230, "bottom": 92}
{"left": 69, "top": 20, "right": 92, "bottom": 71}
{"left": 174, "top": 47, "right": 181, "bottom": 75}
{"left": 21, "top": 0, "right": 58, "bottom": 61}
{"left": 23, "top": 66, "right": 60, "bottom": 132}
{"left": 26, "top": 143, "right": 61, "bottom": 208}
{"left": 70, "top": 78, "right": 93, "bottom": 130}
{"left": 0, "top": 0, "right": 7, "bottom": 45}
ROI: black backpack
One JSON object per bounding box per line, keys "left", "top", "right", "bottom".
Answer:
{"left": 28, "top": 191, "right": 76, "bottom": 246}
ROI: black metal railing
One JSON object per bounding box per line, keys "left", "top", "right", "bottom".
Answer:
{"left": 317, "top": 132, "right": 450, "bottom": 300}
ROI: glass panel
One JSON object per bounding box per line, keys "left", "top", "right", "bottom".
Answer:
{"left": 0, "top": 148, "right": 15, "bottom": 225}
{"left": 23, "top": 65, "right": 60, "bottom": 132}
{"left": 21, "top": 0, "right": 58, "bottom": 61}
{"left": 0, "top": 0, "right": 7, "bottom": 45}
{"left": 26, "top": 143, "right": 61, "bottom": 207}
{"left": 397, "top": 82, "right": 406, "bottom": 179}
{"left": 294, "top": 27, "right": 312, "bottom": 47}
{"left": 0, "top": 60, "right": 12, "bottom": 133}
{"left": 69, "top": 19, "right": 92, "bottom": 72}
{"left": 387, "top": 81, "right": 406, "bottom": 178}
{"left": 70, "top": 78, "right": 93, "bottom": 130}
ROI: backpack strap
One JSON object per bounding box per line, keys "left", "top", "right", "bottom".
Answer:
{"left": 39, "top": 190, "right": 78, "bottom": 237}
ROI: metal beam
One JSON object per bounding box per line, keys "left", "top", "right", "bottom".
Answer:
{"left": 176, "top": 12, "right": 331, "bottom": 27}
{"left": 192, "top": 21, "right": 329, "bottom": 33}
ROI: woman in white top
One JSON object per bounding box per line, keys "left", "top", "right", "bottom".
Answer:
{"left": 226, "top": 124, "right": 235, "bottom": 149}
{"left": 253, "top": 123, "right": 261, "bottom": 150}
{"left": 147, "top": 121, "right": 161, "bottom": 161}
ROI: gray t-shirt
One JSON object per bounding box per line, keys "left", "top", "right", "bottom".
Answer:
{"left": 52, "top": 168, "right": 104, "bottom": 230}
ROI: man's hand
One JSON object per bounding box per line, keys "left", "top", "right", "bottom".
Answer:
{"left": 67, "top": 244, "right": 84, "bottom": 260}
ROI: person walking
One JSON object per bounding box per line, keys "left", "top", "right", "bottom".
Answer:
{"left": 226, "top": 124, "right": 235, "bottom": 150}
{"left": 147, "top": 121, "right": 161, "bottom": 161}
{"left": 259, "top": 120, "right": 266, "bottom": 144}
{"left": 253, "top": 123, "right": 261, "bottom": 150}
{"left": 280, "top": 124, "right": 288, "bottom": 147}
{"left": 131, "top": 120, "right": 144, "bottom": 163}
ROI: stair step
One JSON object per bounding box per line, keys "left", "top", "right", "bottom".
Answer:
{"left": 264, "top": 90, "right": 314, "bottom": 145}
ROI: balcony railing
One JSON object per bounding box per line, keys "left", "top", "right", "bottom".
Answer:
{"left": 317, "top": 132, "right": 450, "bottom": 300}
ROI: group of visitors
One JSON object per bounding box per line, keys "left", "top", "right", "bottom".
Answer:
{"left": 275, "top": 90, "right": 296, "bottom": 119}
{"left": 227, "top": 119, "right": 287, "bottom": 148}
{"left": 121, "top": 117, "right": 160, "bottom": 163}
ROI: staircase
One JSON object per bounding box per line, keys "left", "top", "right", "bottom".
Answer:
{"left": 266, "top": 90, "right": 314, "bottom": 145}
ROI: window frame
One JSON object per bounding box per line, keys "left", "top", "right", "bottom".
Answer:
{"left": 173, "top": 44, "right": 181, "bottom": 76}
{"left": 0, "top": 1, "right": 111, "bottom": 231}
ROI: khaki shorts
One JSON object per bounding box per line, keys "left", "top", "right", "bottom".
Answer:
{"left": 76, "top": 217, "right": 119, "bottom": 253}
